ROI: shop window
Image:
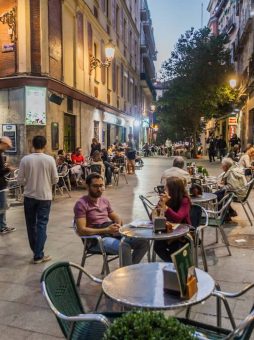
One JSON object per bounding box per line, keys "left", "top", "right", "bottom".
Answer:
{"left": 94, "top": 121, "right": 100, "bottom": 139}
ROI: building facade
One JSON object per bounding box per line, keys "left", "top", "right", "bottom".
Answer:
{"left": 207, "top": 0, "right": 254, "bottom": 149}
{"left": 0, "top": 0, "right": 142, "bottom": 161}
{"left": 139, "top": 0, "right": 156, "bottom": 145}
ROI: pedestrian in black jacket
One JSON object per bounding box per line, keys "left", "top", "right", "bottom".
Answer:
{"left": 217, "top": 135, "right": 227, "bottom": 161}
{"left": 0, "top": 136, "right": 16, "bottom": 234}
{"left": 206, "top": 136, "right": 216, "bottom": 162}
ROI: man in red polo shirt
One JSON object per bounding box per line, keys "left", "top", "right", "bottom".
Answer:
{"left": 71, "top": 147, "right": 85, "bottom": 164}
{"left": 71, "top": 147, "right": 86, "bottom": 184}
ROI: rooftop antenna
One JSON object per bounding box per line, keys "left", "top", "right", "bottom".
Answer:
{"left": 201, "top": 2, "right": 204, "bottom": 28}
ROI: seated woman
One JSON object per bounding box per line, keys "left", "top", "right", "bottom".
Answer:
{"left": 56, "top": 155, "right": 68, "bottom": 187}
{"left": 90, "top": 150, "right": 105, "bottom": 179}
{"left": 101, "top": 148, "right": 114, "bottom": 186}
{"left": 238, "top": 147, "right": 254, "bottom": 169}
{"left": 154, "top": 176, "right": 191, "bottom": 262}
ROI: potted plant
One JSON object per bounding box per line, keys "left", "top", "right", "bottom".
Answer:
{"left": 104, "top": 311, "right": 195, "bottom": 340}
{"left": 197, "top": 166, "right": 203, "bottom": 174}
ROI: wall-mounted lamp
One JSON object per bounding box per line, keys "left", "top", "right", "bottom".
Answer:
{"left": 0, "top": 7, "right": 17, "bottom": 43}
{"left": 90, "top": 40, "right": 115, "bottom": 74}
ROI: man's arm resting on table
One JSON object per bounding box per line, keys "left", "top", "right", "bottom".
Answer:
{"left": 76, "top": 217, "right": 119, "bottom": 236}
{"left": 108, "top": 211, "right": 122, "bottom": 225}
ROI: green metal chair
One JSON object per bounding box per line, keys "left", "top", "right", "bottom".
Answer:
{"left": 41, "top": 261, "right": 122, "bottom": 340}
{"left": 179, "top": 304, "right": 254, "bottom": 339}
{"left": 184, "top": 282, "right": 254, "bottom": 339}
{"left": 232, "top": 178, "right": 254, "bottom": 226}
{"left": 203, "top": 193, "right": 234, "bottom": 256}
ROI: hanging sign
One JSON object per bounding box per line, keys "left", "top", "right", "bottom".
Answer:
{"left": 228, "top": 117, "right": 237, "bottom": 125}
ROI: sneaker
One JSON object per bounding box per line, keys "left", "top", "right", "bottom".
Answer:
{"left": 33, "top": 255, "right": 52, "bottom": 264}
{"left": 0, "top": 226, "right": 16, "bottom": 234}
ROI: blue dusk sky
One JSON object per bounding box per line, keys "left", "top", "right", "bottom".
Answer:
{"left": 147, "top": 0, "right": 210, "bottom": 75}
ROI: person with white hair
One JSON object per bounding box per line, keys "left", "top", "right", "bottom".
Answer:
{"left": 0, "top": 136, "right": 16, "bottom": 234}
{"left": 216, "top": 157, "right": 248, "bottom": 219}
{"left": 161, "top": 156, "right": 191, "bottom": 186}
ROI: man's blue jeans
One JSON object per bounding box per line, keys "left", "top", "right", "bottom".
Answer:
{"left": 24, "top": 197, "right": 51, "bottom": 260}
{"left": 91, "top": 235, "right": 149, "bottom": 266}
{"left": 0, "top": 190, "right": 7, "bottom": 231}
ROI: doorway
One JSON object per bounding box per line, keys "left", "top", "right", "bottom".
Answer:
{"left": 64, "top": 113, "right": 76, "bottom": 152}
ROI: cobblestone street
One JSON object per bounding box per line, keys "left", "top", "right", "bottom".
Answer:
{"left": 0, "top": 156, "right": 254, "bottom": 339}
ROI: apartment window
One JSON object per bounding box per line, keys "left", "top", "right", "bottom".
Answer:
{"left": 101, "top": 0, "right": 106, "bottom": 12}
{"left": 134, "top": 40, "right": 137, "bottom": 69}
{"left": 67, "top": 97, "right": 73, "bottom": 112}
{"left": 107, "top": 67, "right": 111, "bottom": 90}
{"left": 116, "top": 5, "right": 119, "bottom": 34}
{"left": 94, "top": 43, "right": 98, "bottom": 80}
{"left": 106, "top": 0, "right": 110, "bottom": 18}
{"left": 129, "top": 30, "right": 132, "bottom": 50}
{"left": 123, "top": 19, "right": 127, "bottom": 45}
{"left": 94, "top": 121, "right": 99, "bottom": 139}
{"left": 116, "top": 65, "right": 120, "bottom": 95}
{"left": 123, "top": 71, "right": 128, "bottom": 100}
{"left": 94, "top": 6, "right": 98, "bottom": 18}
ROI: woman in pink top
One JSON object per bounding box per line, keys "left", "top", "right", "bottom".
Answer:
{"left": 154, "top": 176, "right": 191, "bottom": 262}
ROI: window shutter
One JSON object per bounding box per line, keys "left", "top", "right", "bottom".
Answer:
{"left": 77, "top": 12, "right": 84, "bottom": 71}
{"left": 119, "top": 8, "right": 123, "bottom": 39}
{"left": 87, "top": 22, "right": 93, "bottom": 57}
{"left": 111, "top": 0, "right": 116, "bottom": 29}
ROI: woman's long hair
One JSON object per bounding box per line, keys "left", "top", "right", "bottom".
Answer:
{"left": 166, "top": 176, "right": 189, "bottom": 211}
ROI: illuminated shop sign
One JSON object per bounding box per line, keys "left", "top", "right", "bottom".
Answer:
{"left": 103, "top": 112, "right": 125, "bottom": 126}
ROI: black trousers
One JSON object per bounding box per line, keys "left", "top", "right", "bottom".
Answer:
{"left": 154, "top": 240, "right": 185, "bottom": 262}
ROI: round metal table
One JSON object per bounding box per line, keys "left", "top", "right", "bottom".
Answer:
{"left": 119, "top": 221, "right": 193, "bottom": 264}
{"left": 102, "top": 262, "right": 215, "bottom": 310}
{"left": 120, "top": 223, "right": 189, "bottom": 241}
{"left": 190, "top": 192, "right": 217, "bottom": 204}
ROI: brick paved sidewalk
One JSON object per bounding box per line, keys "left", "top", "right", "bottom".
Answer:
{"left": 0, "top": 156, "right": 253, "bottom": 339}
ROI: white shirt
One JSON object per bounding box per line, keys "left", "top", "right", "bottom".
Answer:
{"left": 18, "top": 153, "right": 59, "bottom": 200}
{"left": 238, "top": 154, "right": 251, "bottom": 168}
{"left": 161, "top": 167, "right": 191, "bottom": 186}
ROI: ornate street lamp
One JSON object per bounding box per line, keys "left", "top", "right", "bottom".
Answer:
{"left": 89, "top": 39, "right": 115, "bottom": 74}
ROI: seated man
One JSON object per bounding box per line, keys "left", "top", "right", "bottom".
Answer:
{"left": 215, "top": 158, "right": 248, "bottom": 219}
{"left": 216, "top": 158, "right": 247, "bottom": 201}
{"left": 161, "top": 156, "right": 191, "bottom": 186}
{"left": 70, "top": 147, "right": 86, "bottom": 184}
{"left": 74, "top": 173, "right": 148, "bottom": 266}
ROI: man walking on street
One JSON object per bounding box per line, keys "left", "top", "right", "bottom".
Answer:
{"left": 0, "top": 137, "right": 16, "bottom": 234}
{"left": 18, "top": 136, "right": 58, "bottom": 264}
{"left": 217, "top": 135, "right": 227, "bottom": 161}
